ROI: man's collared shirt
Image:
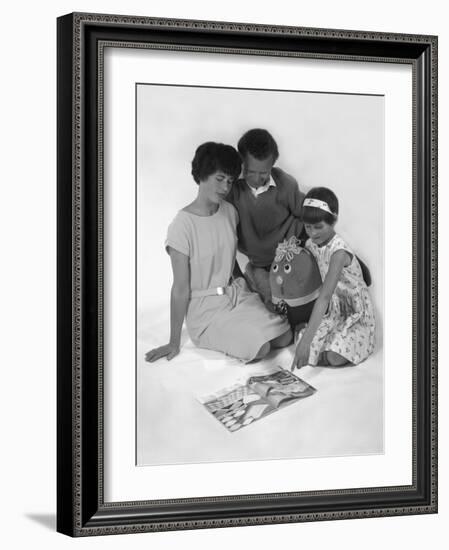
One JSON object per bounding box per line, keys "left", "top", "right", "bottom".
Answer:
{"left": 246, "top": 178, "right": 276, "bottom": 197}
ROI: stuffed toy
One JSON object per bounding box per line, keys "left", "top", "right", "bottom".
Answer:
{"left": 269, "top": 236, "right": 322, "bottom": 326}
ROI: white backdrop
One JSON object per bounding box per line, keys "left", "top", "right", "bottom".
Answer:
{"left": 133, "top": 75, "right": 386, "bottom": 468}
{"left": 1, "top": 1, "right": 446, "bottom": 549}
{"left": 137, "top": 82, "right": 384, "bottom": 320}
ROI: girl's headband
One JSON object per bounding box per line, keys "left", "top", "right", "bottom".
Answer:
{"left": 303, "top": 198, "right": 336, "bottom": 216}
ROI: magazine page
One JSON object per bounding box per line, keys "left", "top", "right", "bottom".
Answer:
{"left": 247, "top": 369, "right": 316, "bottom": 408}
{"left": 198, "top": 367, "right": 316, "bottom": 432}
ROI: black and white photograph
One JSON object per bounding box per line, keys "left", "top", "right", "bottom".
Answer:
{"left": 137, "top": 83, "right": 384, "bottom": 466}
{"left": 54, "top": 8, "right": 437, "bottom": 539}
{"left": 1, "top": 0, "right": 443, "bottom": 546}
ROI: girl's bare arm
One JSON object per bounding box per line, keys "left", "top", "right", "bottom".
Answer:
{"left": 291, "top": 249, "right": 350, "bottom": 369}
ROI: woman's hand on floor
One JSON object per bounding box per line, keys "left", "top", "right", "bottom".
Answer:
{"left": 145, "top": 343, "right": 180, "bottom": 363}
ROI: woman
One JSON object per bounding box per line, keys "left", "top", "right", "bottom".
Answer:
{"left": 145, "top": 142, "right": 292, "bottom": 363}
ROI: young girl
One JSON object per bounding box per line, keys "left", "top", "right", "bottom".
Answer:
{"left": 291, "top": 187, "right": 376, "bottom": 370}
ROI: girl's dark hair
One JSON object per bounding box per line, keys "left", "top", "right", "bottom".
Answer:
{"left": 301, "top": 187, "right": 339, "bottom": 225}
{"left": 191, "top": 142, "right": 242, "bottom": 184}
{"left": 237, "top": 129, "right": 279, "bottom": 162}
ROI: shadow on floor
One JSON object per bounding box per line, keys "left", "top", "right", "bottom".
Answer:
{"left": 25, "top": 513, "right": 56, "bottom": 531}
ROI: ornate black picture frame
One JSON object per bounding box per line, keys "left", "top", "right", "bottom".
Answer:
{"left": 57, "top": 12, "right": 437, "bottom": 537}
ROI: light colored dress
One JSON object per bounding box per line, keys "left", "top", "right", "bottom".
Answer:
{"left": 298, "top": 234, "right": 376, "bottom": 365}
{"left": 165, "top": 201, "right": 290, "bottom": 361}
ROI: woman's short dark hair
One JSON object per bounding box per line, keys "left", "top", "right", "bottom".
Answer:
{"left": 301, "top": 187, "right": 339, "bottom": 225}
{"left": 191, "top": 142, "right": 242, "bottom": 184}
{"left": 237, "top": 129, "right": 279, "bottom": 162}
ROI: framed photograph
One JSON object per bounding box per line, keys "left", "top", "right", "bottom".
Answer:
{"left": 57, "top": 12, "right": 438, "bottom": 536}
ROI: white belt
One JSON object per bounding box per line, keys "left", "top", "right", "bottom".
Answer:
{"left": 190, "top": 286, "right": 231, "bottom": 298}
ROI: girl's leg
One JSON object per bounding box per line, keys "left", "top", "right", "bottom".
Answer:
{"left": 318, "top": 350, "right": 350, "bottom": 366}
{"left": 270, "top": 328, "right": 293, "bottom": 349}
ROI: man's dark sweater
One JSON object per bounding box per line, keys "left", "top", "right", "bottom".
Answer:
{"left": 227, "top": 167, "right": 304, "bottom": 268}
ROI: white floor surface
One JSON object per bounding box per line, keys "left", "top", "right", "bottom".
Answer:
{"left": 137, "top": 307, "right": 383, "bottom": 466}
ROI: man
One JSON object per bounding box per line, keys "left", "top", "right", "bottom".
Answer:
{"left": 227, "top": 128, "right": 305, "bottom": 305}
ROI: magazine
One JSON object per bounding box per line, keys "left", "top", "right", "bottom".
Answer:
{"left": 198, "top": 367, "right": 316, "bottom": 432}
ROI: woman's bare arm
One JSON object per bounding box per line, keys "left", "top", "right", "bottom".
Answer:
{"left": 145, "top": 247, "right": 190, "bottom": 362}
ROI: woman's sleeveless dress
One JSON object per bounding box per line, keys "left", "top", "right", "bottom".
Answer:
{"left": 165, "top": 201, "right": 290, "bottom": 361}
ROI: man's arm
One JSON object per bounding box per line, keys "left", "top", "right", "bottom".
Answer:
{"left": 286, "top": 174, "right": 305, "bottom": 218}
{"left": 273, "top": 168, "right": 305, "bottom": 238}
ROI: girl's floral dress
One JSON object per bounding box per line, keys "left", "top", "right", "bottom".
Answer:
{"left": 298, "top": 234, "right": 376, "bottom": 365}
